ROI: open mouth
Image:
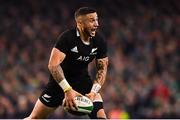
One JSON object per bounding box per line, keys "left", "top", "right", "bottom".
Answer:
{"left": 91, "top": 28, "right": 97, "bottom": 34}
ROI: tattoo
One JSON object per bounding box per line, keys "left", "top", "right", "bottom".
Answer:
{"left": 49, "top": 65, "right": 65, "bottom": 83}
{"left": 95, "top": 57, "right": 108, "bottom": 86}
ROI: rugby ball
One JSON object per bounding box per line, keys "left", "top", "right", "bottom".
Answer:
{"left": 63, "top": 96, "right": 94, "bottom": 115}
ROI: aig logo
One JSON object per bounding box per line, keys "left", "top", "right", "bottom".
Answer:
{"left": 77, "top": 56, "right": 89, "bottom": 61}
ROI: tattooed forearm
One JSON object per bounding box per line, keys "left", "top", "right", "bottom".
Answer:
{"left": 95, "top": 57, "right": 108, "bottom": 86}
{"left": 48, "top": 65, "right": 65, "bottom": 83}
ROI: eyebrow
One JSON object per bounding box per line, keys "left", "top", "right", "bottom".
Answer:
{"left": 89, "top": 17, "right": 98, "bottom": 20}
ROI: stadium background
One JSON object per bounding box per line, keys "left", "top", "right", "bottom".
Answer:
{"left": 0, "top": 0, "right": 179, "bottom": 119}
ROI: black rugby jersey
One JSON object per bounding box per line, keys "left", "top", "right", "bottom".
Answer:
{"left": 54, "top": 28, "right": 107, "bottom": 79}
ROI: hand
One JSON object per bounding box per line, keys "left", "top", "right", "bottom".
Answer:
{"left": 85, "top": 92, "right": 96, "bottom": 101}
{"left": 64, "top": 89, "right": 82, "bottom": 111}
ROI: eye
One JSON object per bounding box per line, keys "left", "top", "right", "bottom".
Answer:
{"left": 89, "top": 18, "right": 95, "bottom": 22}
{"left": 90, "top": 19, "right": 94, "bottom": 22}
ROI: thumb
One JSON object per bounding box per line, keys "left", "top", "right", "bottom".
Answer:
{"left": 85, "top": 93, "right": 90, "bottom": 97}
{"left": 77, "top": 92, "right": 83, "bottom": 97}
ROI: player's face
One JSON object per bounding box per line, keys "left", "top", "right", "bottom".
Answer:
{"left": 82, "top": 12, "right": 99, "bottom": 37}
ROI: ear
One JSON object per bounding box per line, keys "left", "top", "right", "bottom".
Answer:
{"left": 76, "top": 18, "right": 82, "bottom": 24}
{"left": 78, "top": 20, "right": 82, "bottom": 25}
{"left": 76, "top": 20, "right": 84, "bottom": 28}
{"left": 76, "top": 15, "right": 85, "bottom": 24}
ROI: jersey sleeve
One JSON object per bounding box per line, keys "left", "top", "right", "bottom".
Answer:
{"left": 54, "top": 32, "right": 69, "bottom": 54}
{"left": 96, "top": 36, "right": 108, "bottom": 59}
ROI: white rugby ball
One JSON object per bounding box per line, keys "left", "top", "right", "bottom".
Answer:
{"left": 63, "top": 96, "right": 94, "bottom": 115}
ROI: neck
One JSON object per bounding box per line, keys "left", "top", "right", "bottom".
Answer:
{"left": 77, "top": 27, "right": 90, "bottom": 43}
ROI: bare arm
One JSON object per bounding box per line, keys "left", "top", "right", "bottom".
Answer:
{"left": 94, "top": 57, "right": 108, "bottom": 86}
{"left": 86, "top": 57, "right": 108, "bottom": 100}
{"left": 48, "top": 48, "right": 66, "bottom": 83}
{"left": 48, "top": 48, "right": 80, "bottom": 110}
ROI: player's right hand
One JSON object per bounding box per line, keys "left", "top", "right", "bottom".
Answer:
{"left": 85, "top": 92, "right": 96, "bottom": 101}
{"left": 64, "top": 89, "right": 82, "bottom": 111}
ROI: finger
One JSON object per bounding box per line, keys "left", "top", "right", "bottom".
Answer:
{"left": 69, "top": 101, "right": 77, "bottom": 111}
{"left": 85, "top": 93, "right": 89, "bottom": 96}
{"left": 72, "top": 99, "right": 78, "bottom": 110}
{"left": 63, "top": 99, "right": 66, "bottom": 106}
{"left": 87, "top": 94, "right": 95, "bottom": 101}
{"left": 68, "top": 101, "right": 72, "bottom": 110}
{"left": 85, "top": 94, "right": 90, "bottom": 98}
{"left": 76, "top": 92, "right": 83, "bottom": 97}
{"left": 65, "top": 100, "right": 70, "bottom": 109}
{"left": 89, "top": 96, "right": 94, "bottom": 101}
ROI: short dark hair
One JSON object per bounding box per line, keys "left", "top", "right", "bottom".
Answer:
{"left": 74, "top": 7, "right": 97, "bottom": 19}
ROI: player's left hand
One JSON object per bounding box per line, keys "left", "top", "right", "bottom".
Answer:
{"left": 85, "top": 92, "right": 96, "bottom": 101}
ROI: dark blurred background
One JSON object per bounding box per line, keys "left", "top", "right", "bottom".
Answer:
{"left": 0, "top": 0, "right": 179, "bottom": 119}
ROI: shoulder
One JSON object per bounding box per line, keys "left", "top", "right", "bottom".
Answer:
{"left": 93, "top": 32, "right": 108, "bottom": 58}
{"left": 57, "top": 28, "right": 76, "bottom": 41}
{"left": 54, "top": 28, "right": 76, "bottom": 50}
{"left": 93, "top": 32, "right": 107, "bottom": 45}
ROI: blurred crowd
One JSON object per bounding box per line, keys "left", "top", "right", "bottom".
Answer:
{"left": 0, "top": 0, "right": 179, "bottom": 119}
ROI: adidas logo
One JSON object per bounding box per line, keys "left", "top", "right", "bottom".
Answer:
{"left": 71, "top": 46, "right": 78, "bottom": 53}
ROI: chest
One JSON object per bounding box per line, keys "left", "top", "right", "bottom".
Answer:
{"left": 67, "top": 38, "right": 98, "bottom": 63}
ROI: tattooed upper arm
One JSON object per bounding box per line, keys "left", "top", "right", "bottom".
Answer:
{"left": 48, "top": 48, "right": 66, "bottom": 83}
{"left": 95, "top": 57, "right": 108, "bottom": 85}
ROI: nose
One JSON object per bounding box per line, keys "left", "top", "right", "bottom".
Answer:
{"left": 94, "top": 20, "right": 99, "bottom": 27}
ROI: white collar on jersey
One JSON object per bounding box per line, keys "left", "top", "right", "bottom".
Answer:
{"left": 76, "top": 29, "right": 80, "bottom": 37}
